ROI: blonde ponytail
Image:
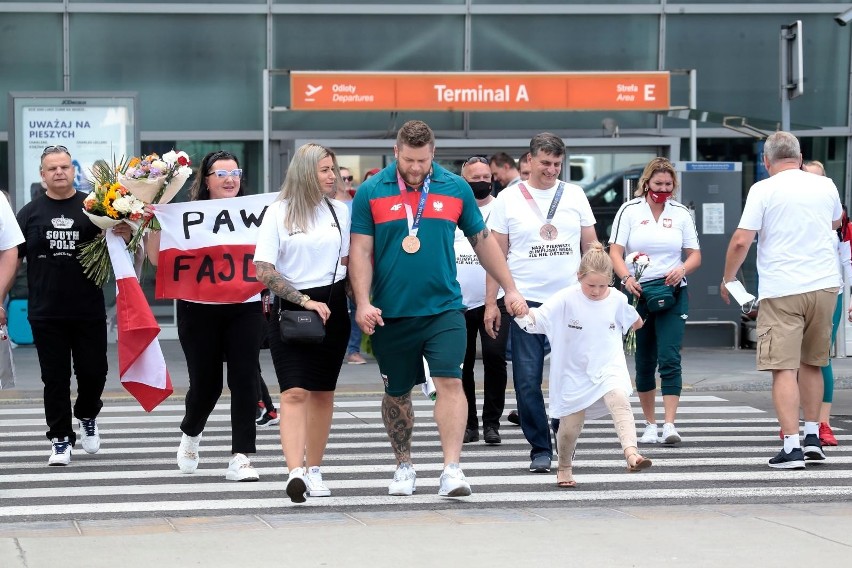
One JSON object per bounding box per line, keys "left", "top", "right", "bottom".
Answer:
{"left": 577, "top": 241, "right": 613, "bottom": 281}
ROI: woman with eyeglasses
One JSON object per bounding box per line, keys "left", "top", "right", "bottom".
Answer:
{"left": 147, "top": 150, "right": 266, "bottom": 482}
{"left": 254, "top": 143, "right": 351, "bottom": 503}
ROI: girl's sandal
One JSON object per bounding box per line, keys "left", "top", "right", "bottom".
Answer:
{"left": 556, "top": 466, "right": 577, "bottom": 488}
{"left": 626, "top": 451, "right": 653, "bottom": 472}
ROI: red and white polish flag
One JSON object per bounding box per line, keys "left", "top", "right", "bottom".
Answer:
{"left": 153, "top": 194, "right": 276, "bottom": 303}
{"left": 106, "top": 230, "right": 173, "bottom": 412}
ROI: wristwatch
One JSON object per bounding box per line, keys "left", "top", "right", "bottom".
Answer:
{"left": 621, "top": 275, "right": 633, "bottom": 286}
{"left": 299, "top": 294, "right": 310, "bottom": 307}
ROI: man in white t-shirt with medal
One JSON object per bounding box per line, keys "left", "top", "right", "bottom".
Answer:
{"left": 454, "top": 156, "right": 510, "bottom": 446}
{"left": 486, "top": 132, "right": 597, "bottom": 473}
{"left": 722, "top": 131, "right": 841, "bottom": 470}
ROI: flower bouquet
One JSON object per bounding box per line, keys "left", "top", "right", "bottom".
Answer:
{"left": 624, "top": 251, "right": 650, "bottom": 355}
{"left": 119, "top": 150, "right": 192, "bottom": 251}
{"left": 120, "top": 150, "right": 192, "bottom": 205}
{"left": 78, "top": 159, "right": 148, "bottom": 286}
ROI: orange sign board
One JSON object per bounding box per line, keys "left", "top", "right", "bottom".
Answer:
{"left": 290, "top": 71, "right": 670, "bottom": 112}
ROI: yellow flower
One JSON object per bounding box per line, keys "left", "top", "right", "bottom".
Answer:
{"left": 128, "top": 157, "right": 140, "bottom": 168}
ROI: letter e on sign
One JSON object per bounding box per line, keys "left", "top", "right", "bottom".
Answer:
{"left": 644, "top": 84, "right": 656, "bottom": 101}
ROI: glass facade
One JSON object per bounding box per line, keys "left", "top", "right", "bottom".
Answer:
{"left": 3, "top": 1, "right": 850, "bottom": 336}
{"left": 3, "top": 3, "right": 850, "bottom": 169}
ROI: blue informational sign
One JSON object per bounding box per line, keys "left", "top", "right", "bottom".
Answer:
{"left": 755, "top": 140, "right": 769, "bottom": 183}
{"left": 683, "top": 162, "right": 738, "bottom": 171}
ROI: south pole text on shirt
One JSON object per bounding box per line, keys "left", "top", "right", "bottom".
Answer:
{"left": 528, "top": 243, "right": 574, "bottom": 258}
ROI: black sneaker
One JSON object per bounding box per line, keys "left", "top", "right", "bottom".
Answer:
{"left": 507, "top": 410, "right": 520, "bottom": 425}
{"left": 255, "top": 404, "right": 266, "bottom": 424}
{"left": 257, "top": 410, "right": 280, "bottom": 427}
{"left": 803, "top": 434, "right": 826, "bottom": 461}
{"left": 768, "top": 447, "right": 806, "bottom": 469}
{"left": 483, "top": 426, "right": 501, "bottom": 445}
{"left": 463, "top": 428, "right": 479, "bottom": 443}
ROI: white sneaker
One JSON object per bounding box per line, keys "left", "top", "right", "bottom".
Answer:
{"left": 639, "top": 422, "right": 659, "bottom": 444}
{"left": 226, "top": 453, "right": 259, "bottom": 482}
{"left": 388, "top": 462, "right": 417, "bottom": 496}
{"left": 78, "top": 418, "right": 100, "bottom": 454}
{"left": 438, "top": 463, "right": 472, "bottom": 497}
{"left": 177, "top": 433, "right": 202, "bottom": 473}
{"left": 48, "top": 437, "right": 72, "bottom": 466}
{"left": 306, "top": 466, "right": 331, "bottom": 497}
{"left": 662, "top": 422, "right": 682, "bottom": 444}
{"left": 286, "top": 467, "right": 307, "bottom": 504}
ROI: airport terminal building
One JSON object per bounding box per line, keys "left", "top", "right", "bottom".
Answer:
{"left": 1, "top": 0, "right": 850, "bottom": 341}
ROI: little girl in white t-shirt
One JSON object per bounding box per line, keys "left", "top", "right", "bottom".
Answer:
{"left": 513, "top": 241, "right": 652, "bottom": 487}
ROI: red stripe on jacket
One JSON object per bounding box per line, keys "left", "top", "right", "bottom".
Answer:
{"left": 370, "top": 193, "right": 463, "bottom": 225}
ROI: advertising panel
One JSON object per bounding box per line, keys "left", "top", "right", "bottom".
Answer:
{"left": 9, "top": 93, "right": 138, "bottom": 209}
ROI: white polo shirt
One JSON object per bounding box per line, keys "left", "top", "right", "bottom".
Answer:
{"left": 489, "top": 181, "right": 595, "bottom": 303}
{"left": 609, "top": 197, "right": 699, "bottom": 283}
{"left": 738, "top": 169, "right": 841, "bottom": 299}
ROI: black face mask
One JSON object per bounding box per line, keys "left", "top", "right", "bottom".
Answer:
{"left": 468, "top": 180, "right": 493, "bottom": 199}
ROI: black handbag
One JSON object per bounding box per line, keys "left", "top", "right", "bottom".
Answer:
{"left": 640, "top": 277, "right": 677, "bottom": 313}
{"left": 279, "top": 309, "right": 327, "bottom": 343}
{"left": 278, "top": 198, "right": 342, "bottom": 343}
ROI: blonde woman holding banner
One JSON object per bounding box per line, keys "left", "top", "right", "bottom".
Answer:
{"left": 254, "top": 143, "right": 351, "bottom": 504}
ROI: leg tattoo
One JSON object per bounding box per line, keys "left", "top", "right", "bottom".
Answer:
{"left": 382, "top": 393, "right": 414, "bottom": 463}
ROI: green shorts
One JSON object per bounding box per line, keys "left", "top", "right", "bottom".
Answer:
{"left": 371, "top": 310, "right": 466, "bottom": 397}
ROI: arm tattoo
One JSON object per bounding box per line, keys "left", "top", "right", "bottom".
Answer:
{"left": 467, "top": 227, "right": 490, "bottom": 249}
{"left": 382, "top": 392, "right": 415, "bottom": 464}
{"left": 254, "top": 261, "right": 305, "bottom": 305}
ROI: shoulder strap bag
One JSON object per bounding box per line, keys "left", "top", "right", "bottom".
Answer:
{"left": 278, "top": 198, "right": 342, "bottom": 344}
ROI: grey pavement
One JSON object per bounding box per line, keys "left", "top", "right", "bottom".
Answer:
{"left": 4, "top": 343, "right": 852, "bottom": 567}
{"left": 4, "top": 340, "right": 852, "bottom": 401}
{"left": 3, "top": 504, "right": 852, "bottom": 568}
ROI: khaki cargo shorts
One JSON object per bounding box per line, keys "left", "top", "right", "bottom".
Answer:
{"left": 755, "top": 288, "right": 838, "bottom": 371}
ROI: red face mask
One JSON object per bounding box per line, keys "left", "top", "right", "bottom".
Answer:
{"left": 648, "top": 190, "right": 673, "bottom": 204}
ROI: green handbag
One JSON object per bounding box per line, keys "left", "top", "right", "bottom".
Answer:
{"left": 641, "top": 277, "right": 677, "bottom": 312}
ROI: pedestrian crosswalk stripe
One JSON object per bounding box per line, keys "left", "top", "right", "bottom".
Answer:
{"left": 0, "top": 393, "right": 848, "bottom": 521}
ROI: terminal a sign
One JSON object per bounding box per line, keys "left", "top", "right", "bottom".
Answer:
{"left": 290, "top": 71, "right": 670, "bottom": 112}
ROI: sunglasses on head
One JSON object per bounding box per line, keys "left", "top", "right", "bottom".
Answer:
{"left": 464, "top": 156, "right": 489, "bottom": 166}
{"left": 207, "top": 169, "right": 243, "bottom": 178}
{"left": 41, "top": 145, "right": 69, "bottom": 157}
{"left": 340, "top": 175, "right": 354, "bottom": 182}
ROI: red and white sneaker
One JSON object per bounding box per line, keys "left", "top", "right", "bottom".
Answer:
{"left": 819, "top": 422, "right": 838, "bottom": 446}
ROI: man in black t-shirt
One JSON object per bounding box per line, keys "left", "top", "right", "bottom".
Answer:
{"left": 16, "top": 146, "right": 117, "bottom": 466}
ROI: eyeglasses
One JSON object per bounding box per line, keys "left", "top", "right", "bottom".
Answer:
{"left": 464, "top": 156, "right": 489, "bottom": 166}
{"left": 340, "top": 175, "right": 354, "bottom": 182}
{"left": 41, "top": 145, "right": 69, "bottom": 157}
{"left": 207, "top": 169, "right": 243, "bottom": 178}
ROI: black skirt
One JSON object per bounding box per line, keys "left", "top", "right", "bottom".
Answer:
{"left": 267, "top": 280, "right": 349, "bottom": 392}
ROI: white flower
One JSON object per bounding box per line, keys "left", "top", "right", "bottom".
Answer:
{"left": 150, "top": 160, "right": 168, "bottom": 173}
{"left": 625, "top": 252, "right": 638, "bottom": 264}
{"left": 112, "top": 196, "right": 135, "bottom": 214}
{"left": 635, "top": 254, "right": 651, "bottom": 268}
{"left": 161, "top": 150, "right": 177, "bottom": 164}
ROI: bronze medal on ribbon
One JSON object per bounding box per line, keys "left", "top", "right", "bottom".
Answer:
{"left": 402, "top": 235, "right": 421, "bottom": 254}
{"left": 539, "top": 223, "right": 558, "bottom": 241}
